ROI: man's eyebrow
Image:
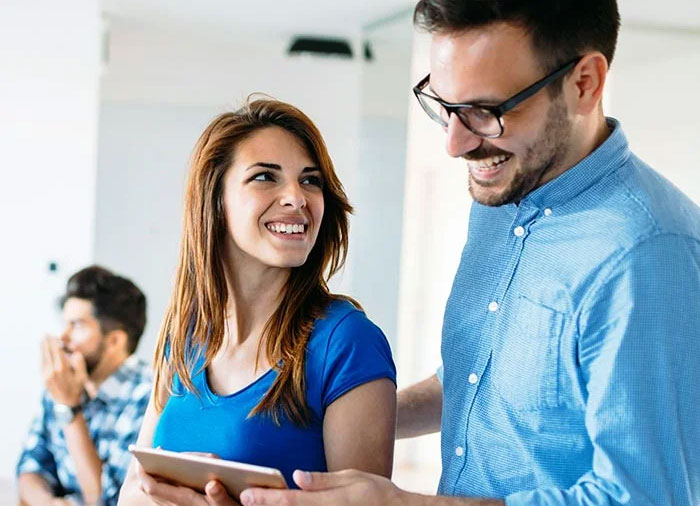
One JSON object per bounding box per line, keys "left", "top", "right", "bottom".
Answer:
{"left": 246, "top": 162, "right": 321, "bottom": 173}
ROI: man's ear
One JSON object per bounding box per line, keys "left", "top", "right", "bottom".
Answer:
{"left": 567, "top": 52, "right": 608, "bottom": 115}
{"left": 106, "top": 328, "right": 129, "bottom": 353}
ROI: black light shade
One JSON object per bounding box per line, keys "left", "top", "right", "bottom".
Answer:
{"left": 363, "top": 41, "right": 373, "bottom": 62}
{"left": 288, "top": 37, "right": 353, "bottom": 58}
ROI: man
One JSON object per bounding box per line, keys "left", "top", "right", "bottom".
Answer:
{"left": 235, "top": 0, "right": 700, "bottom": 505}
{"left": 17, "top": 266, "right": 152, "bottom": 506}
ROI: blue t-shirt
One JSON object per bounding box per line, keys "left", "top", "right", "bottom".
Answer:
{"left": 152, "top": 299, "right": 396, "bottom": 487}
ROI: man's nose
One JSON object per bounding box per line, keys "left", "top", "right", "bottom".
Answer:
{"left": 445, "top": 113, "right": 483, "bottom": 158}
{"left": 279, "top": 181, "right": 307, "bottom": 209}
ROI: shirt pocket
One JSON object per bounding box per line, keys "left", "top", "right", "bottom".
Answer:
{"left": 492, "top": 295, "right": 565, "bottom": 411}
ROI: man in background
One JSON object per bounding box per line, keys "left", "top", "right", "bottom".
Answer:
{"left": 17, "top": 265, "right": 152, "bottom": 506}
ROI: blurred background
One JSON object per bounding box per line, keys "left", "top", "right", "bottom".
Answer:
{"left": 1, "top": 0, "right": 699, "bottom": 500}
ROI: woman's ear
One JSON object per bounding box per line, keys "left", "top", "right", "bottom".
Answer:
{"left": 567, "top": 52, "right": 608, "bottom": 115}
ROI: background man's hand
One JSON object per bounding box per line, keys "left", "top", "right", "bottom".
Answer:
{"left": 41, "top": 337, "right": 86, "bottom": 406}
{"left": 239, "top": 469, "right": 405, "bottom": 506}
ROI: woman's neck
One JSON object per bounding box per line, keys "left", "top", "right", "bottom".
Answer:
{"left": 223, "top": 260, "right": 290, "bottom": 348}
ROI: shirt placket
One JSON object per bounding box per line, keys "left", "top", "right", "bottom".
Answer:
{"left": 449, "top": 204, "right": 540, "bottom": 493}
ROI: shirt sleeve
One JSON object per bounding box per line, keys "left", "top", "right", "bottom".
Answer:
{"left": 321, "top": 309, "right": 396, "bottom": 410}
{"left": 506, "top": 234, "right": 700, "bottom": 506}
{"left": 16, "top": 394, "right": 61, "bottom": 491}
{"left": 100, "top": 376, "right": 152, "bottom": 505}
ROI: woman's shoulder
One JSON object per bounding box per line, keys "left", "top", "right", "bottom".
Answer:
{"left": 306, "top": 297, "right": 396, "bottom": 410}
{"left": 311, "top": 297, "right": 378, "bottom": 339}
{"left": 307, "top": 296, "right": 391, "bottom": 359}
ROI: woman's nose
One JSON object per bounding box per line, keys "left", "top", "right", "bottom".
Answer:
{"left": 279, "top": 182, "right": 307, "bottom": 209}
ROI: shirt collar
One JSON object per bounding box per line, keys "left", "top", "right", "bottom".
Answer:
{"left": 519, "top": 117, "right": 630, "bottom": 210}
{"left": 92, "top": 354, "right": 142, "bottom": 403}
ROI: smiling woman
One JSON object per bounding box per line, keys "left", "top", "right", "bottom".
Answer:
{"left": 116, "top": 97, "right": 397, "bottom": 506}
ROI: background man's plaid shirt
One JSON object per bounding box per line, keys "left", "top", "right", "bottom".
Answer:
{"left": 17, "top": 354, "right": 152, "bottom": 505}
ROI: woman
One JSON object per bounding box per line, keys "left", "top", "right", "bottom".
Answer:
{"left": 118, "top": 98, "right": 396, "bottom": 505}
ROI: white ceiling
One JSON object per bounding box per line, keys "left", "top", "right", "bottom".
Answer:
{"left": 102, "top": 0, "right": 700, "bottom": 38}
{"left": 101, "top": 0, "right": 417, "bottom": 39}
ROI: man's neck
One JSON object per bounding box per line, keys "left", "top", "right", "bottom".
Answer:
{"left": 567, "top": 112, "right": 611, "bottom": 171}
{"left": 88, "top": 353, "right": 129, "bottom": 392}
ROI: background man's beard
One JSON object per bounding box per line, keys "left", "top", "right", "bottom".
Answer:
{"left": 469, "top": 95, "right": 571, "bottom": 207}
{"left": 84, "top": 339, "right": 105, "bottom": 375}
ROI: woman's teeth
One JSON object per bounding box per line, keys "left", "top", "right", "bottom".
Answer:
{"left": 266, "top": 223, "right": 306, "bottom": 234}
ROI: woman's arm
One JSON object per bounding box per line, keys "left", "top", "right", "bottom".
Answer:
{"left": 322, "top": 378, "right": 397, "bottom": 478}
{"left": 117, "top": 386, "right": 166, "bottom": 505}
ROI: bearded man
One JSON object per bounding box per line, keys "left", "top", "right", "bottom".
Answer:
{"left": 17, "top": 266, "right": 151, "bottom": 506}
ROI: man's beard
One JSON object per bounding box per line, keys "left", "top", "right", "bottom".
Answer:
{"left": 83, "top": 338, "right": 106, "bottom": 375}
{"left": 468, "top": 94, "right": 572, "bottom": 207}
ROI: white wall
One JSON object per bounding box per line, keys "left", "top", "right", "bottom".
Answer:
{"left": 609, "top": 25, "right": 700, "bottom": 204}
{"left": 351, "top": 20, "right": 414, "bottom": 349}
{"left": 0, "top": 0, "right": 100, "bottom": 486}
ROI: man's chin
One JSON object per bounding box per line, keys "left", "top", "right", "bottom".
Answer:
{"left": 468, "top": 179, "right": 512, "bottom": 207}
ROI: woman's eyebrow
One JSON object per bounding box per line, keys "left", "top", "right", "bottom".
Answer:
{"left": 245, "top": 163, "right": 320, "bottom": 173}
{"left": 246, "top": 162, "right": 281, "bottom": 171}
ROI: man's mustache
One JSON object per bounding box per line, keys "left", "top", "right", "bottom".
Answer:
{"left": 463, "top": 145, "right": 512, "bottom": 161}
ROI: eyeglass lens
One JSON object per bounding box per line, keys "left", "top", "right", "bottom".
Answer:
{"left": 417, "top": 93, "right": 501, "bottom": 137}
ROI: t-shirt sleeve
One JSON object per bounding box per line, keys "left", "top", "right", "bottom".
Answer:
{"left": 321, "top": 309, "right": 396, "bottom": 410}
{"left": 16, "top": 394, "right": 60, "bottom": 490}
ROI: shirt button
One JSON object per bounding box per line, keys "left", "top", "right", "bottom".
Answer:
{"left": 488, "top": 301, "right": 499, "bottom": 312}
{"left": 544, "top": 208, "right": 552, "bottom": 216}
{"left": 514, "top": 226, "right": 525, "bottom": 237}
{"left": 455, "top": 446, "right": 464, "bottom": 457}
{"left": 468, "top": 373, "right": 478, "bottom": 384}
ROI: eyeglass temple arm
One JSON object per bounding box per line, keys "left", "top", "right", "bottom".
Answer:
{"left": 496, "top": 58, "right": 581, "bottom": 115}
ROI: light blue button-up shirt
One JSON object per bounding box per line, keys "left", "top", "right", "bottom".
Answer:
{"left": 437, "top": 119, "right": 700, "bottom": 505}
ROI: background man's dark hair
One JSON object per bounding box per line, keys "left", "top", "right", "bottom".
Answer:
{"left": 414, "top": 0, "right": 621, "bottom": 77}
{"left": 61, "top": 265, "right": 147, "bottom": 354}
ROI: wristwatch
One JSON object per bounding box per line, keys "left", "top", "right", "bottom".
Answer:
{"left": 53, "top": 402, "right": 83, "bottom": 427}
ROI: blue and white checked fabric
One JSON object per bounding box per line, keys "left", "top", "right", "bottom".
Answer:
{"left": 17, "top": 354, "right": 152, "bottom": 505}
{"left": 437, "top": 118, "right": 700, "bottom": 505}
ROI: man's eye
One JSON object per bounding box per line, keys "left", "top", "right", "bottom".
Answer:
{"left": 252, "top": 172, "right": 275, "bottom": 182}
{"left": 302, "top": 175, "right": 324, "bottom": 188}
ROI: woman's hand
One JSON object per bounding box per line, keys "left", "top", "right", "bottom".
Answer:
{"left": 135, "top": 459, "right": 240, "bottom": 506}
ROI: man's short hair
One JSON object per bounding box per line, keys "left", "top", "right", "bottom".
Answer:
{"left": 61, "top": 265, "right": 147, "bottom": 354}
{"left": 414, "top": 0, "right": 621, "bottom": 74}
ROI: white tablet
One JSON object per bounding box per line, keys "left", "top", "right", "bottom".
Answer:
{"left": 129, "top": 445, "right": 288, "bottom": 499}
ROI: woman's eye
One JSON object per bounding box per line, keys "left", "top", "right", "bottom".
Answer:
{"left": 252, "top": 172, "right": 275, "bottom": 182}
{"left": 302, "top": 175, "right": 324, "bottom": 188}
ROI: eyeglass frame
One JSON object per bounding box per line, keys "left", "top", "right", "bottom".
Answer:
{"left": 413, "top": 56, "right": 583, "bottom": 139}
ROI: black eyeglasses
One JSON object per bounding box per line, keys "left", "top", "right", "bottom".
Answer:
{"left": 413, "top": 56, "right": 582, "bottom": 138}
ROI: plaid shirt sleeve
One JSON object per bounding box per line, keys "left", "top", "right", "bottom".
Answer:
{"left": 16, "top": 393, "right": 61, "bottom": 492}
{"left": 100, "top": 370, "right": 152, "bottom": 505}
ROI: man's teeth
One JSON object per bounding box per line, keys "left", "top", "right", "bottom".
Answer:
{"left": 266, "top": 223, "right": 306, "bottom": 234}
{"left": 466, "top": 154, "right": 509, "bottom": 170}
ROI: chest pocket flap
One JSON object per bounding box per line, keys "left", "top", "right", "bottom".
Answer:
{"left": 492, "top": 294, "right": 565, "bottom": 411}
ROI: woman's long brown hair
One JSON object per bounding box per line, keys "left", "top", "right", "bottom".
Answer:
{"left": 152, "top": 97, "right": 354, "bottom": 425}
